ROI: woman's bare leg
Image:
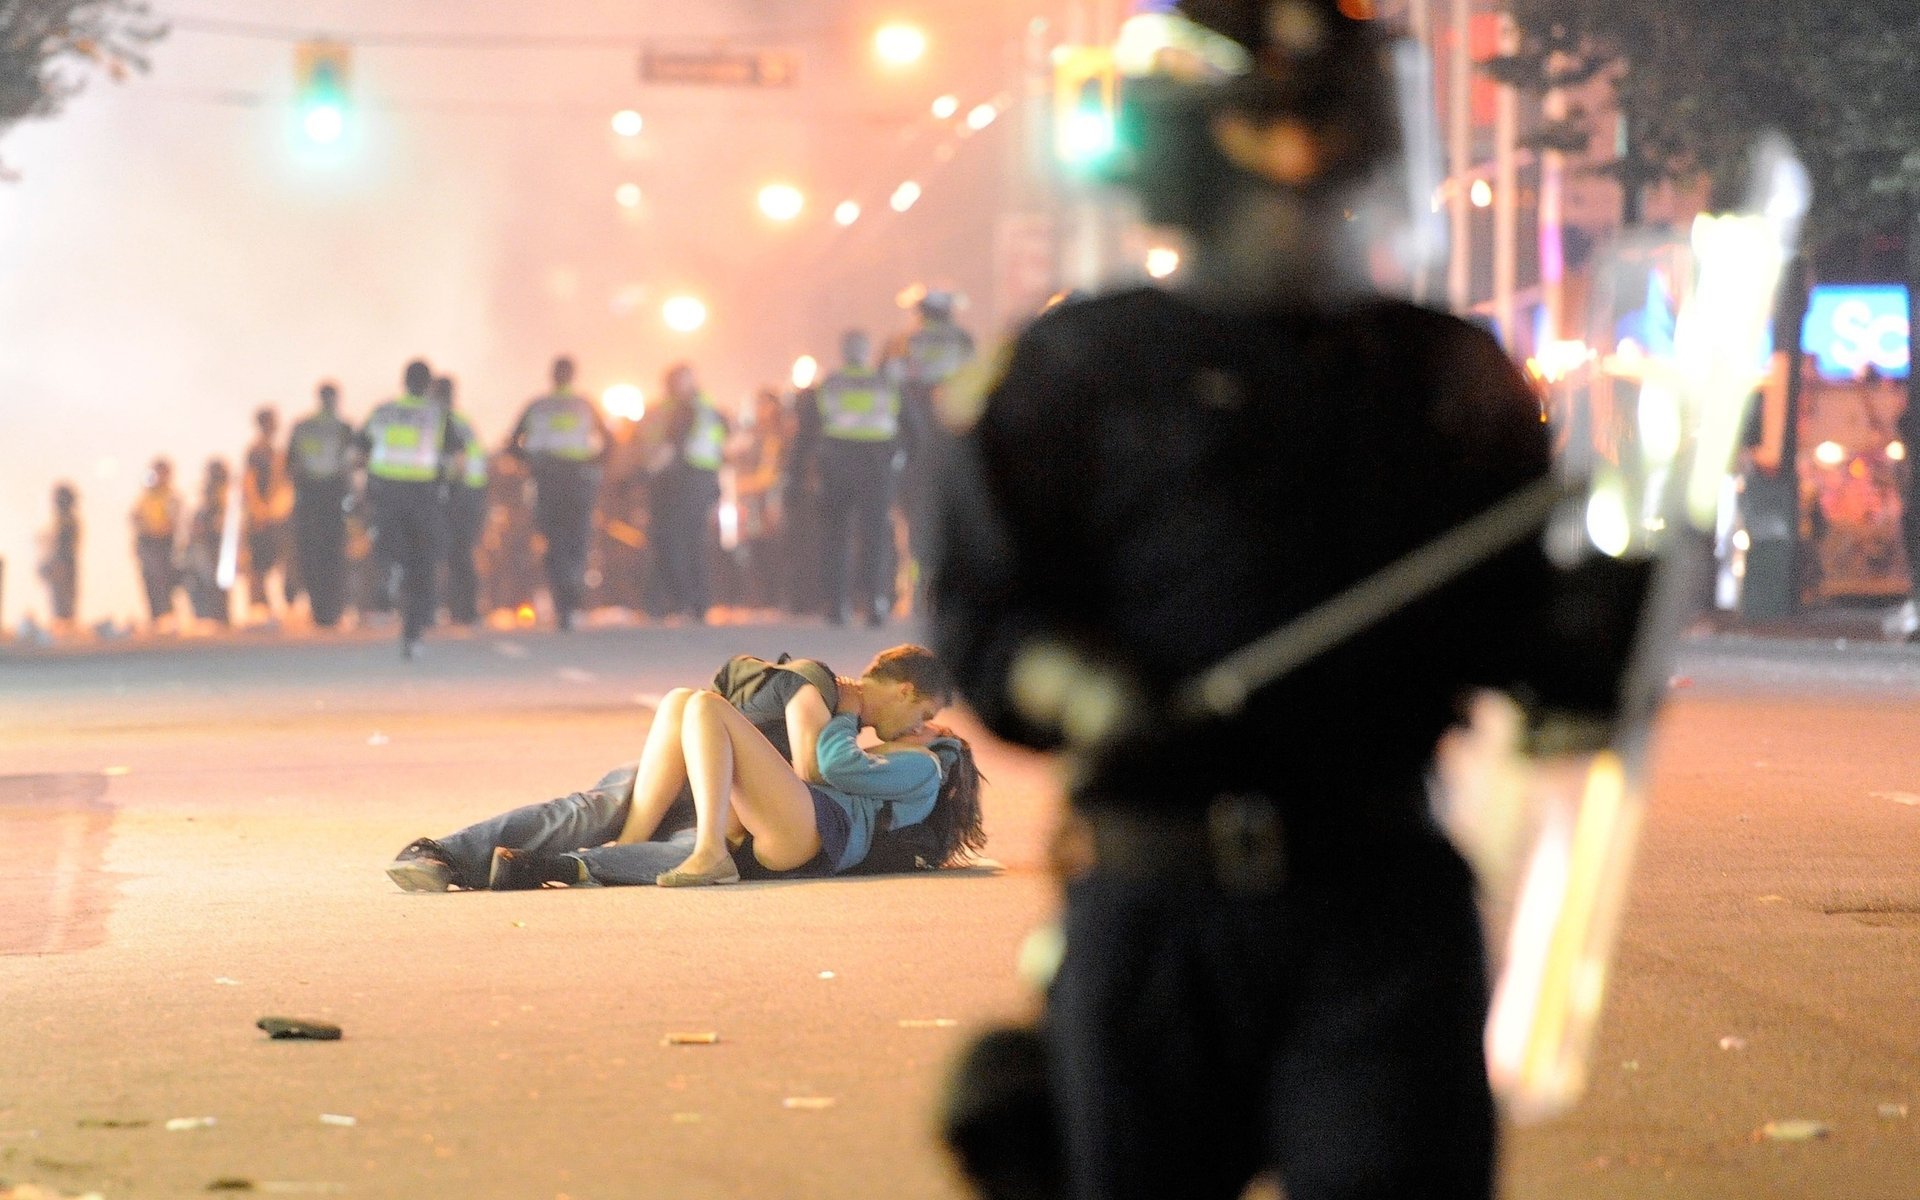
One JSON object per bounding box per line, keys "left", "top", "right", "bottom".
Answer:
{"left": 615, "top": 688, "right": 697, "bottom": 843}
{"left": 672, "top": 690, "right": 822, "bottom": 874}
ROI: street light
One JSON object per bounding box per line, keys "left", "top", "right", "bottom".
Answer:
{"left": 615, "top": 183, "right": 643, "bottom": 209}
{"left": 873, "top": 22, "right": 928, "bottom": 68}
{"left": 1146, "top": 247, "right": 1181, "bottom": 279}
{"left": 758, "top": 182, "right": 806, "bottom": 222}
{"left": 602, "top": 384, "right": 646, "bottom": 421}
{"left": 931, "top": 94, "right": 959, "bottom": 120}
{"left": 834, "top": 200, "right": 862, "bottom": 226}
{"left": 791, "top": 355, "right": 820, "bottom": 389}
{"left": 662, "top": 295, "right": 708, "bottom": 334}
{"left": 965, "top": 102, "right": 998, "bottom": 131}
{"left": 611, "top": 109, "right": 644, "bottom": 137}
{"left": 889, "top": 180, "right": 922, "bottom": 212}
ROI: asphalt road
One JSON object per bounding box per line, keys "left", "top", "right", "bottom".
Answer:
{"left": 2, "top": 622, "right": 1918, "bottom": 1199}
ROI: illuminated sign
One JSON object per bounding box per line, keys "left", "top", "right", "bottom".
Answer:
{"left": 1802, "top": 285, "right": 1910, "bottom": 381}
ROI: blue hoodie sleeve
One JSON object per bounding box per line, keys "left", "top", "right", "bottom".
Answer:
{"left": 814, "top": 713, "right": 941, "bottom": 826}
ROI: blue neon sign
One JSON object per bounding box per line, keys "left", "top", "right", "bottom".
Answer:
{"left": 1802, "top": 285, "right": 1910, "bottom": 381}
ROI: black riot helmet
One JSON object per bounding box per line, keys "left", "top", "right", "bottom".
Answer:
{"left": 1109, "top": 0, "right": 1402, "bottom": 232}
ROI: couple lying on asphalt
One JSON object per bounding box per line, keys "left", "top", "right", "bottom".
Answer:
{"left": 385, "top": 645, "right": 985, "bottom": 890}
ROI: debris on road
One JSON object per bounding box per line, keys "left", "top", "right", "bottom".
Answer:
{"left": 213, "top": 977, "right": 241, "bottom": 987}
{"left": 662, "top": 1032, "right": 719, "bottom": 1045}
{"left": 899, "top": 1019, "right": 959, "bottom": 1029}
{"left": 77, "top": 1117, "right": 150, "bottom": 1129}
{"left": 782, "top": 1097, "right": 836, "bottom": 1110}
{"left": 256, "top": 1017, "right": 342, "bottom": 1041}
{"left": 0, "top": 1184, "right": 105, "bottom": 1200}
{"left": 317, "top": 1114, "right": 356, "bottom": 1127}
{"left": 1877, "top": 1103, "right": 1908, "bottom": 1119}
{"left": 366, "top": 733, "right": 389, "bottom": 747}
{"left": 1621, "top": 1060, "right": 1640, "bottom": 1072}
{"left": 1758, "top": 1119, "right": 1831, "bottom": 1142}
{"left": 1718, "top": 1036, "right": 1748, "bottom": 1051}
{"left": 512, "top": 922, "right": 527, "bottom": 929}
{"left": 165, "top": 1116, "right": 218, "bottom": 1131}
{"left": 1870, "top": 791, "right": 1920, "bottom": 807}
{"left": 207, "top": 1179, "right": 254, "bottom": 1192}
{"left": 817, "top": 971, "right": 835, "bottom": 980}
{"left": 102, "top": 766, "right": 131, "bottom": 777}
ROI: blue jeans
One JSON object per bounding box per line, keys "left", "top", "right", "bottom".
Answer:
{"left": 435, "top": 764, "right": 697, "bottom": 887}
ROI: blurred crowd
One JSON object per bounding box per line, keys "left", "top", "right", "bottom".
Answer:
{"left": 26, "top": 292, "right": 977, "bottom": 646}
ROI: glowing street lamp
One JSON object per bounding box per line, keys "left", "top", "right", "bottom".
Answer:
{"left": 758, "top": 182, "right": 806, "bottom": 222}
{"left": 965, "top": 102, "right": 998, "bottom": 131}
{"left": 889, "top": 180, "right": 922, "bottom": 213}
{"left": 602, "top": 383, "right": 646, "bottom": 421}
{"left": 1145, "top": 247, "right": 1181, "bottom": 279}
{"left": 873, "top": 22, "right": 928, "bottom": 68}
{"left": 615, "top": 183, "right": 643, "bottom": 209}
{"left": 834, "top": 200, "right": 862, "bottom": 226}
{"left": 611, "top": 109, "right": 644, "bottom": 137}
{"left": 791, "top": 355, "right": 820, "bottom": 389}
{"left": 662, "top": 295, "right": 709, "bottom": 334}
{"left": 931, "top": 94, "right": 959, "bottom": 120}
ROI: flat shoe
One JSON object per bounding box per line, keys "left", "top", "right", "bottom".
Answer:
{"left": 656, "top": 858, "right": 741, "bottom": 887}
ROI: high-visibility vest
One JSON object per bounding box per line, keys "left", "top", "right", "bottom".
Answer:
{"left": 902, "top": 321, "right": 975, "bottom": 386}
{"left": 363, "top": 395, "right": 447, "bottom": 483}
{"left": 819, "top": 367, "right": 901, "bottom": 442}
{"left": 448, "top": 412, "right": 488, "bottom": 489}
{"left": 520, "top": 391, "right": 603, "bottom": 462}
{"left": 289, "top": 413, "right": 355, "bottom": 483}
{"left": 681, "top": 396, "right": 726, "bottom": 471}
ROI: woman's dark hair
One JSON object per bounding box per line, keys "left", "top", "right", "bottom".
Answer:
{"left": 922, "top": 726, "right": 987, "bottom": 867}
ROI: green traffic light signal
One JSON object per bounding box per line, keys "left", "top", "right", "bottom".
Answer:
{"left": 295, "top": 41, "right": 351, "bottom": 148}
{"left": 1052, "top": 45, "right": 1118, "bottom": 172}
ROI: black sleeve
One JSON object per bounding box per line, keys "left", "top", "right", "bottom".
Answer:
{"left": 929, "top": 316, "right": 1096, "bottom": 751}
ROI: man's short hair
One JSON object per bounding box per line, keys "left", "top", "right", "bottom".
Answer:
{"left": 863, "top": 645, "right": 954, "bottom": 709}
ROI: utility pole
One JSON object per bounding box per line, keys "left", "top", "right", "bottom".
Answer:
{"left": 1445, "top": 0, "right": 1472, "bottom": 313}
{"left": 1492, "top": 9, "right": 1518, "bottom": 345}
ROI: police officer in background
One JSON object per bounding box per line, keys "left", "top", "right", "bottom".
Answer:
{"left": 509, "top": 356, "right": 611, "bottom": 632}
{"left": 816, "top": 329, "right": 902, "bottom": 627}
{"left": 891, "top": 288, "right": 977, "bottom": 602}
{"left": 360, "top": 359, "right": 464, "bottom": 659}
{"left": 645, "top": 362, "right": 728, "bottom": 624}
{"left": 932, "top": 3, "right": 1575, "bottom": 1196}
{"left": 438, "top": 375, "right": 489, "bottom": 628}
{"left": 286, "top": 382, "right": 356, "bottom": 629}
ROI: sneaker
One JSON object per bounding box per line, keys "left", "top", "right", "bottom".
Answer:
{"left": 489, "top": 847, "right": 567, "bottom": 891}
{"left": 386, "top": 837, "right": 455, "bottom": 892}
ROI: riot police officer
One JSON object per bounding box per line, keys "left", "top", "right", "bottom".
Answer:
{"left": 645, "top": 362, "right": 728, "bottom": 624}
{"left": 286, "top": 382, "right": 356, "bottom": 628}
{"left": 931, "top": 3, "right": 1572, "bottom": 1197}
{"left": 816, "top": 329, "right": 901, "bottom": 626}
{"left": 509, "top": 356, "right": 611, "bottom": 632}
{"left": 438, "top": 375, "right": 489, "bottom": 627}
{"left": 360, "top": 359, "right": 463, "bottom": 659}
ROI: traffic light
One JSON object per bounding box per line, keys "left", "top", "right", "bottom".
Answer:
{"left": 1051, "top": 45, "right": 1118, "bottom": 171}
{"left": 294, "top": 40, "right": 351, "bottom": 146}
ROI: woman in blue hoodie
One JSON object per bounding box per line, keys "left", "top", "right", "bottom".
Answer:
{"left": 620, "top": 651, "right": 984, "bottom": 886}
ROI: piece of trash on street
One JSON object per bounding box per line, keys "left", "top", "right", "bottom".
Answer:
{"left": 1718, "top": 1036, "right": 1748, "bottom": 1051}
{"left": 817, "top": 971, "right": 836, "bottom": 980}
{"left": 366, "top": 733, "right": 389, "bottom": 747}
{"left": 0, "top": 1187, "right": 107, "bottom": 1200}
{"left": 1621, "top": 1060, "right": 1639, "bottom": 1072}
{"left": 257, "top": 1017, "right": 343, "bottom": 1041}
{"left": 662, "top": 1032, "right": 719, "bottom": 1045}
{"left": 512, "top": 921, "right": 527, "bottom": 928}
{"left": 899, "top": 1019, "right": 960, "bottom": 1029}
{"left": 318, "top": 1114, "right": 356, "bottom": 1127}
{"left": 214, "top": 977, "right": 241, "bottom": 986}
{"left": 1870, "top": 791, "right": 1920, "bottom": 807}
{"left": 102, "top": 766, "right": 132, "bottom": 777}
{"left": 207, "top": 1179, "right": 255, "bottom": 1192}
{"left": 166, "top": 1116, "right": 218, "bottom": 1132}
{"left": 670, "top": 1113, "right": 702, "bottom": 1124}
{"left": 782, "top": 1097, "right": 836, "bottom": 1110}
{"left": 1758, "top": 1119, "right": 1830, "bottom": 1142}
{"left": 77, "top": 1117, "right": 151, "bottom": 1129}
{"left": 1877, "top": 1103, "right": 1908, "bottom": 1119}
